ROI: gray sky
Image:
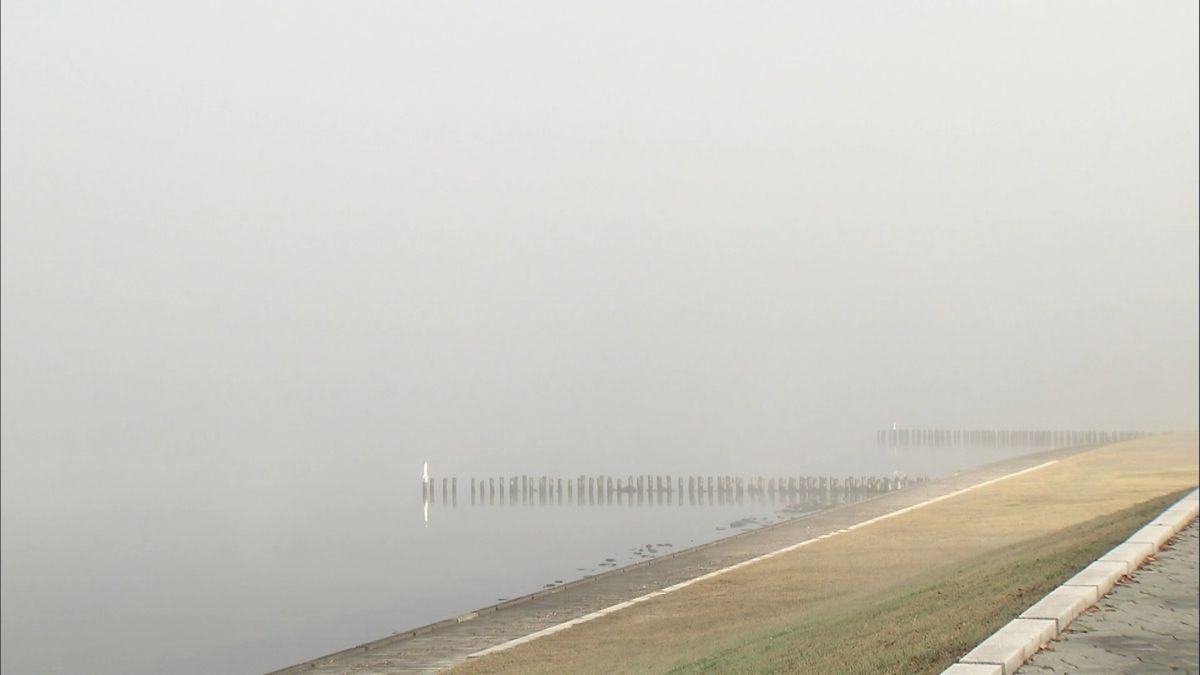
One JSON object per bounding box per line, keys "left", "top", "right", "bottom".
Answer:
{"left": 2, "top": 1, "right": 1197, "bottom": 499}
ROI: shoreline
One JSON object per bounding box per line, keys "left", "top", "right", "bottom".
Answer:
{"left": 268, "top": 480, "right": 899, "bottom": 673}
{"left": 450, "top": 434, "right": 1198, "bottom": 674}
{"left": 269, "top": 444, "right": 1096, "bottom": 674}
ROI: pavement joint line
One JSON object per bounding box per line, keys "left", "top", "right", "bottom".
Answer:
{"left": 466, "top": 460, "right": 1061, "bottom": 661}
{"left": 944, "top": 487, "right": 1199, "bottom": 675}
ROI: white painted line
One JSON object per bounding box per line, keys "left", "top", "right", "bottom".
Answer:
{"left": 468, "top": 460, "right": 1060, "bottom": 660}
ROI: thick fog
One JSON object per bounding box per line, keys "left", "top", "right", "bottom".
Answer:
{"left": 3, "top": 1, "right": 1198, "bottom": 510}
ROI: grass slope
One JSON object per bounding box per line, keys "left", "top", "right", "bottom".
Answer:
{"left": 668, "top": 490, "right": 1190, "bottom": 674}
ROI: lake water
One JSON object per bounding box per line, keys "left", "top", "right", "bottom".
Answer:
{"left": 0, "top": 444, "right": 1041, "bottom": 674}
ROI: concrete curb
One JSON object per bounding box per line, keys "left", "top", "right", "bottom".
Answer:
{"left": 943, "top": 664, "right": 1003, "bottom": 675}
{"left": 959, "top": 618, "right": 1056, "bottom": 674}
{"left": 943, "top": 487, "right": 1199, "bottom": 675}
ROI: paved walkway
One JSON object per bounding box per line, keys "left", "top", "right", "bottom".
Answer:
{"left": 1019, "top": 520, "right": 1199, "bottom": 674}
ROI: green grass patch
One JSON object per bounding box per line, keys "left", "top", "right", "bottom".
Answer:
{"left": 668, "top": 489, "right": 1190, "bottom": 675}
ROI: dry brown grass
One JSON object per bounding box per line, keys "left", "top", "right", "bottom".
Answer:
{"left": 666, "top": 491, "right": 1188, "bottom": 674}
{"left": 451, "top": 433, "right": 1199, "bottom": 674}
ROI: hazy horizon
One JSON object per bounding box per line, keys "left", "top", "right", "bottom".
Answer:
{"left": 3, "top": 3, "right": 1199, "bottom": 673}
{"left": 3, "top": 1, "right": 1198, "bottom": 503}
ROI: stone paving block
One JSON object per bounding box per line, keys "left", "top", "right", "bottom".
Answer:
{"left": 1098, "top": 541, "right": 1156, "bottom": 574}
{"left": 961, "top": 618, "right": 1055, "bottom": 675}
{"left": 1062, "top": 560, "right": 1125, "bottom": 596}
{"left": 1168, "top": 503, "right": 1199, "bottom": 520}
{"left": 1149, "top": 515, "right": 1184, "bottom": 534}
{"left": 941, "top": 663, "right": 1003, "bottom": 675}
{"left": 1127, "top": 522, "right": 1174, "bottom": 549}
{"left": 1018, "top": 521, "right": 1199, "bottom": 674}
{"left": 1019, "top": 585, "right": 1097, "bottom": 632}
{"left": 1153, "top": 506, "right": 1198, "bottom": 533}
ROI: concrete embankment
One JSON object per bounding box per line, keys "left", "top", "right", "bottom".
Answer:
{"left": 269, "top": 437, "right": 1188, "bottom": 674}
{"left": 444, "top": 433, "right": 1196, "bottom": 674}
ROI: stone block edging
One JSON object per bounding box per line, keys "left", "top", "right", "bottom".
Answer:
{"left": 942, "top": 487, "right": 1199, "bottom": 675}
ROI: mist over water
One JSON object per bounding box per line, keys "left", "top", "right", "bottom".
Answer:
{"left": 0, "top": 442, "right": 1032, "bottom": 675}
{"left": 2, "top": 1, "right": 1197, "bottom": 674}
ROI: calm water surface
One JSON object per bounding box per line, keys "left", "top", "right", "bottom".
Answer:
{"left": 0, "top": 444, "right": 1039, "bottom": 674}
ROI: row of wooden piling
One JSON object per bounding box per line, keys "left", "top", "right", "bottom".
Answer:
{"left": 876, "top": 428, "right": 1153, "bottom": 449}
{"left": 422, "top": 473, "right": 923, "bottom": 507}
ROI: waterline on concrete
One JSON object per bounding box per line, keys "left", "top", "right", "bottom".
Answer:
{"left": 467, "top": 460, "right": 1061, "bottom": 660}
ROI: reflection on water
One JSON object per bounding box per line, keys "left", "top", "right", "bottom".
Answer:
{"left": 877, "top": 428, "right": 1148, "bottom": 449}
{"left": 6, "top": 445, "right": 1049, "bottom": 675}
{"left": 422, "top": 472, "right": 923, "bottom": 518}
